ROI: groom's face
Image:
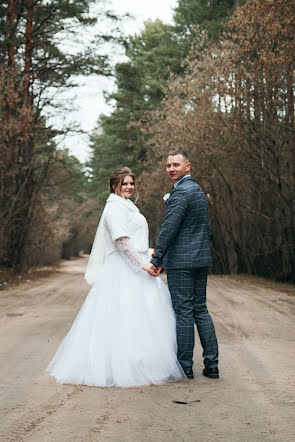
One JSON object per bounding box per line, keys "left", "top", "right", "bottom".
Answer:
{"left": 166, "top": 154, "right": 191, "bottom": 182}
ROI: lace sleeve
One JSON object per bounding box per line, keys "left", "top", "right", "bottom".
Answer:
{"left": 115, "top": 237, "right": 145, "bottom": 272}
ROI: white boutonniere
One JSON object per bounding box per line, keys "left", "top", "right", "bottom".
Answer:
{"left": 163, "top": 193, "right": 170, "bottom": 202}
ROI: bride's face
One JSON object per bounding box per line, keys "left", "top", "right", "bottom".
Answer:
{"left": 119, "top": 175, "right": 135, "bottom": 199}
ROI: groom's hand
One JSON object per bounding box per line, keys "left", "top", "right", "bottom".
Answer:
{"left": 142, "top": 263, "right": 158, "bottom": 276}
{"left": 154, "top": 267, "right": 163, "bottom": 276}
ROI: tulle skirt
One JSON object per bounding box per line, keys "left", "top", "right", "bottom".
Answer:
{"left": 47, "top": 251, "right": 186, "bottom": 387}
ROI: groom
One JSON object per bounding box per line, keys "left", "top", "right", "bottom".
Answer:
{"left": 146, "top": 150, "right": 219, "bottom": 380}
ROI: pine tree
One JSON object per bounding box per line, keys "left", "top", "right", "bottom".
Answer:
{"left": 88, "top": 20, "right": 184, "bottom": 199}
{"left": 0, "top": 0, "right": 120, "bottom": 268}
{"left": 173, "top": 0, "right": 246, "bottom": 40}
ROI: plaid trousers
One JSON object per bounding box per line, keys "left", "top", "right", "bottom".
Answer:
{"left": 167, "top": 267, "right": 218, "bottom": 370}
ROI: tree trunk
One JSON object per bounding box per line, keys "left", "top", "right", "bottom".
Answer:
{"left": 6, "top": 0, "right": 16, "bottom": 158}
{"left": 5, "top": 0, "right": 36, "bottom": 268}
{"left": 23, "top": 0, "right": 34, "bottom": 166}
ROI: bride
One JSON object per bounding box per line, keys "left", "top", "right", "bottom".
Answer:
{"left": 47, "top": 167, "right": 186, "bottom": 387}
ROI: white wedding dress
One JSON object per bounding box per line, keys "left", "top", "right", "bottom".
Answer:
{"left": 47, "top": 194, "right": 185, "bottom": 387}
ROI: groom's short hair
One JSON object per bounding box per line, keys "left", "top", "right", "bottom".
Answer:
{"left": 168, "top": 150, "right": 190, "bottom": 162}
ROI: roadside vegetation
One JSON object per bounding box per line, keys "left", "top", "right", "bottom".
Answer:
{"left": 1, "top": 0, "right": 294, "bottom": 282}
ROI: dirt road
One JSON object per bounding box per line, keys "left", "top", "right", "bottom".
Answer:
{"left": 1, "top": 257, "right": 294, "bottom": 441}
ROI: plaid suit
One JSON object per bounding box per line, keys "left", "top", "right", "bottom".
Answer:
{"left": 151, "top": 176, "right": 218, "bottom": 371}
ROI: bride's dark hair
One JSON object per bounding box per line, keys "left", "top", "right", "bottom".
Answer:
{"left": 109, "top": 167, "right": 138, "bottom": 201}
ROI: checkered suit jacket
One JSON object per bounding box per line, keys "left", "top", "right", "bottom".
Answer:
{"left": 150, "top": 176, "right": 212, "bottom": 269}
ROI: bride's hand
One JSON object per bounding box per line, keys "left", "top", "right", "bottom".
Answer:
{"left": 142, "top": 263, "right": 157, "bottom": 276}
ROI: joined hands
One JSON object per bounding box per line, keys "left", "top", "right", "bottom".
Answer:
{"left": 142, "top": 263, "right": 163, "bottom": 277}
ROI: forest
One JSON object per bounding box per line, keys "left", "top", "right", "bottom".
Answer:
{"left": 0, "top": 0, "right": 294, "bottom": 282}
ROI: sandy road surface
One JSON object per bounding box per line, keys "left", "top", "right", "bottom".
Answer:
{"left": 0, "top": 257, "right": 294, "bottom": 442}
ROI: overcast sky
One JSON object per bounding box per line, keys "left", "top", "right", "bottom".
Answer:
{"left": 53, "top": 0, "right": 178, "bottom": 163}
